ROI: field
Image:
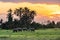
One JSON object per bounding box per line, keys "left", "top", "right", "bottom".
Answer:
{"left": 0, "top": 28, "right": 60, "bottom": 40}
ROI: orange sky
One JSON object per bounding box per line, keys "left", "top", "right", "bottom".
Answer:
{"left": 0, "top": 2, "right": 60, "bottom": 23}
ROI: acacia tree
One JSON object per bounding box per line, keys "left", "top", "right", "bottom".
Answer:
{"left": 14, "top": 7, "right": 36, "bottom": 28}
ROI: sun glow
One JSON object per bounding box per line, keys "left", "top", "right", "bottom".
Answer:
{"left": 0, "top": 2, "right": 60, "bottom": 22}
{"left": 52, "top": 11, "right": 60, "bottom": 14}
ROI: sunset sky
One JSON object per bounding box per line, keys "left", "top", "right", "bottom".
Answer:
{"left": 0, "top": 0, "right": 60, "bottom": 24}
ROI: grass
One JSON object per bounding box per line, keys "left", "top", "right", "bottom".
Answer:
{"left": 0, "top": 28, "right": 60, "bottom": 40}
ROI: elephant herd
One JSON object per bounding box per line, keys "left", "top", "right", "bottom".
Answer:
{"left": 13, "top": 28, "right": 35, "bottom": 32}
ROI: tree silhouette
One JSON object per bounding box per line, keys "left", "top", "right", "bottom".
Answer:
{"left": 46, "top": 20, "right": 55, "bottom": 28}
{"left": 31, "top": 22, "right": 42, "bottom": 29}
{"left": 1, "top": 7, "right": 59, "bottom": 30}
{"left": 1, "top": 9, "right": 14, "bottom": 29}
{"left": 56, "top": 22, "right": 60, "bottom": 28}
{"left": 0, "top": 19, "right": 3, "bottom": 28}
{"left": 51, "top": 21, "right": 55, "bottom": 28}
{"left": 7, "top": 9, "right": 13, "bottom": 23}
{"left": 14, "top": 8, "right": 23, "bottom": 20}
{"left": 0, "top": 19, "right": 3, "bottom": 25}
{"left": 14, "top": 7, "right": 36, "bottom": 28}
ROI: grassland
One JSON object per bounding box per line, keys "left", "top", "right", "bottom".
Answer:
{"left": 0, "top": 28, "right": 60, "bottom": 40}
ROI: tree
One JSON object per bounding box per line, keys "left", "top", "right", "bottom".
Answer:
{"left": 0, "top": 19, "right": 3, "bottom": 25}
{"left": 1, "top": 7, "right": 37, "bottom": 29}
{"left": 56, "top": 22, "right": 60, "bottom": 28}
{"left": 14, "top": 8, "right": 23, "bottom": 20}
{"left": 46, "top": 21, "right": 55, "bottom": 28}
{"left": 0, "top": 19, "right": 3, "bottom": 28}
{"left": 7, "top": 9, "right": 13, "bottom": 23}
{"left": 14, "top": 7, "right": 36, "bottom": 28}
{"left": 31, "top": 22, "right": 42, "bottom": 29}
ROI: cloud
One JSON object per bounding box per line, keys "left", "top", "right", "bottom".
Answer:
{"left": 0, "top": 2, "right": 60, "bottom": 15}
{"left": 0, "top": 2, "right": 60, "bottom": 23}
{"left": 0, "top": 0, "right": 60, "bottom": 4}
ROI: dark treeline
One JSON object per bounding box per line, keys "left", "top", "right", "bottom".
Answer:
{"left": 0, "top": 7, "right": 60, "bottom": 30}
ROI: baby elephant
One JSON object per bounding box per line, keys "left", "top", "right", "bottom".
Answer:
{"left": 29, "top": 28, "right": 35, "bottom": 31}
{"left": 13, "top": 28, "right": 22, "bottom": 32}
{"left": 13, "top": 28, "right": 17, "bottom": 32}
